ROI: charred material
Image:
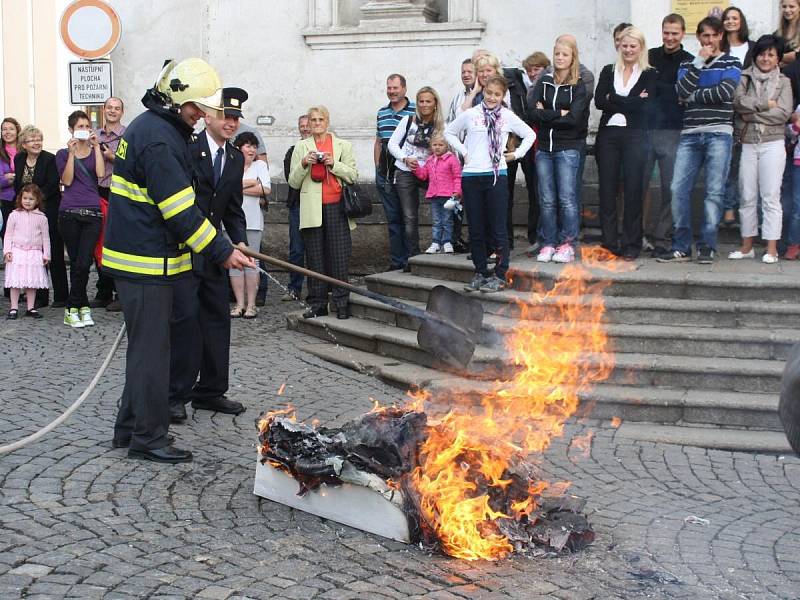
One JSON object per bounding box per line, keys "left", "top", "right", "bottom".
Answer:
{"left": 258, "top": 408, "right": 427, "bottom": 494}
{"left": 257, "top": 408, "right": 595, "bottom": 558}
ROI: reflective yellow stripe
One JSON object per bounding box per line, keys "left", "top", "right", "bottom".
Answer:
{"left": 158, "top": 186, "right": 195, "bottom": 220}
{"left": 185, "top": 219, "right": 216, "bottom": 252}
{"left": 101, "top": 247, "right": 192, "bottom": 276}
{"left": 111, "top": 175, "right": 152, "bottom": 204}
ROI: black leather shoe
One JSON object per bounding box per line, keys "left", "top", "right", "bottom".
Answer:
{"left": 302, "top": 306, "right": 328, "bottom": 319}
{"left": 89, "top": 297, "right": 111, "bottom": 308}
{"left": 113, "top": 434, "right": 174, "bottom": 449}
{"left": 255, "top": 292, "right": 266, "bottom": 307}
{"left": 191, "top": 396, "right": 246, "bottom": 415}
{"left": 170, "top": 403, "right": 188, "bottom": 424}
{"left": 128, "top": 445, "right": 193, "bottom": 463}
{"left": 336, "top": 305, "right": 349, "bottom": 320}
{"left": 105, "top": 299, "right": 122, "bottom": 312}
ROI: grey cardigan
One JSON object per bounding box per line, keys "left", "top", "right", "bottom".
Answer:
{"left": 733, "top": 66, "right": 793, "bottom": 145}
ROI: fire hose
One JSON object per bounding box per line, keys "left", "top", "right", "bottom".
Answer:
{"left": 0, "top": 323, "right": 126, "bottom": 455}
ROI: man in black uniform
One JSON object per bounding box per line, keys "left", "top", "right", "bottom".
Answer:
{"left": 103, "top": 59, "right": 253, "bottom": 463}
{"left": 169, "top": 88, "right": 249, "bottom": 423}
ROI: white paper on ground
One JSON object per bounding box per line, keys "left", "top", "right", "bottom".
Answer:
{"left": 253, "top": 459, "right": 412, "bottom": 543}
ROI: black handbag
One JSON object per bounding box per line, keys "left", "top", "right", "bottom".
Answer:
{"left": 341, "top": 183, "right": 372, "bottom": 218}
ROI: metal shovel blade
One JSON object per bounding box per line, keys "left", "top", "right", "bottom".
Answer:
{"left": 779, "top": 342, "right": 800, "bottom": 455}
{"left": 416, "top": 285, "right": 484, "bottom": 370}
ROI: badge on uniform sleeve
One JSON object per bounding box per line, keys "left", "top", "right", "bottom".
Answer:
{"left": 116, "top": 139, "right": 128, "bottom": 160}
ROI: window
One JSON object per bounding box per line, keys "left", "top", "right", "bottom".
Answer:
{"left": 303, "top": 0, "right": 484, "bottom": 50}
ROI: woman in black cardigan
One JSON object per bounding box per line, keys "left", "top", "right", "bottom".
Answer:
{"left": 14, "top": 125, "right": 67, "bottom": 307}
{"left": 595, "top": 26, "right": 658, "bottom": 259}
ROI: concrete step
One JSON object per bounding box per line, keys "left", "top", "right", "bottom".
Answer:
{"left": 288, "top": 311, "right": 785, "bottom": 394}
{"left": 347, "top": 294, "right": 800, "bottom": 361}
{"left": 294, "top": 341, "right": 788, "bottom": 448}
{"left": 405, "top": 252, "right": 800, "bottom": 303}
{"left": 613, "top": 423, "right": 792, "bottom": 453}
{"left": 365, "top": 270, "right": 800, "bottom": 330}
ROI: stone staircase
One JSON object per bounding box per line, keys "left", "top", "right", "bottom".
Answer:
{"left": 286, "top": 251, "right": 800, "bottom": 453}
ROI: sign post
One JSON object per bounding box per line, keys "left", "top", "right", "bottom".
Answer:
{"left": 69, "top": 61, "right": 113, "bottom": 105}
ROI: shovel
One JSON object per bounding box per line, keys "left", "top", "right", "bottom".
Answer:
{"left": 240, "top": 248, "right": 484, "bottom": 370}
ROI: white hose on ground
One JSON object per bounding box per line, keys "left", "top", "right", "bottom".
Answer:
{"left": 0, "top": 322, "right": 126, "bottom": 455}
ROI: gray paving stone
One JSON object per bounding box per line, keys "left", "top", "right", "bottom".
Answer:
{"left": 0, "top": 281, "right": 799, "bottom": 600}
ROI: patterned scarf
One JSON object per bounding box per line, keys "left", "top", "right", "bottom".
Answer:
{"left": 482, "top": 101, "right": 503, "bottom": 181}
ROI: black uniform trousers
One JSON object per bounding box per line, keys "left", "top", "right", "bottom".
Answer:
{"left": 302, "top": 202, "right": 351, "bottom": 310}
{"left": 169, "top": 266, "right": 231, "bottom": 408}
{"left": 114, "top": 278, "right": 173, "bottom": 451}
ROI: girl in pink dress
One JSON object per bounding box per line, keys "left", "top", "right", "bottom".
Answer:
{"left": 3, "top": 184, "right": 50, "bottom": 319}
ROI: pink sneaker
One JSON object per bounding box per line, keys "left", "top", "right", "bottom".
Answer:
{"left": 552, "top": 244, "right": 575, "bottom": 263}
{"left": 537, "top": 245, "right": 555, "bottom": 263}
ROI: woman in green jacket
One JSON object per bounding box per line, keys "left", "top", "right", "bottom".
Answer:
{"left": 289, "top": 105, "right": 358, "bottom": 319}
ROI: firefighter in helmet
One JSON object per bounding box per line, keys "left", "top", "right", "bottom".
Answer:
{"left": 103, "top": 58, "right": 254, "bottom": 463}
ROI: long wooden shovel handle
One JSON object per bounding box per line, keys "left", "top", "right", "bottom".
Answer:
{"left": 241, "top": 247, "right": 364, "bottom": 296}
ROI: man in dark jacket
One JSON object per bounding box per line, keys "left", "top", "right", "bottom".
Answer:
{"left": 104, "top": 59, "right": 252, "bottom": 463}
{"left": 281, "top": 114, "right": 311, "bottom": 301}
{"left": 644, "top": 13, "right": 694, "bottom": 256}
{"left": 169, "top": 87, "right": 250, "bottom": 424}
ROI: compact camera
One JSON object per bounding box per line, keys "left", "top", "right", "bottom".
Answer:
{"left": 314, "top": 152, "right": 326, "bottom": 162}
{"left": 73, "top": 130, "right": 91, "bottom": 141}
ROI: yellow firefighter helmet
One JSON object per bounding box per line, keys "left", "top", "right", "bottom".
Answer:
{"left": 155, "top": 58, "right": 223, "bottom": 116}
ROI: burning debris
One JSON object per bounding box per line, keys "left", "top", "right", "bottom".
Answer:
{"left": 256, "top": 255, "right": 619, "bottom": 560}
{"left": 258, "top": 407, "right": 595, "bottom": 557}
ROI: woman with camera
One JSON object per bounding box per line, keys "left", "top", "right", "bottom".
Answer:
{"left": 55, "top": 110, "right": 105, "bottom": 328}
{"left": 288, "top": 105, "right": 358, "bottom": 320}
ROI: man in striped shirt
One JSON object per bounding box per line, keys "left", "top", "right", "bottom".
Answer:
{"left": 374, "top": 74, "right": 415, "bottom": 270}
{"left": 657, "top": 16, "right": 741, "bottom": 264}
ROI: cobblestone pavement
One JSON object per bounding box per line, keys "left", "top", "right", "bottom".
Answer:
{"left": 1, "top": 278, "right": 799, "bottom": 600}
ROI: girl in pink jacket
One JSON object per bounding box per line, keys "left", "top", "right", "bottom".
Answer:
{"left": 3, "top": 184, "right": 50, "bottom": 319}
{"left": 414, "top": 133, "right": 462, "bottom": 253}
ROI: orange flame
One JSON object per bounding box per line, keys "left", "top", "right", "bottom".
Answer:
{"left": 407, "top": 262, "right": 615, "bottom": 560}
{"left": 277, "top": 383, "right": 286, "bottom": 396}
{"left": 610, "top": 416, "right": 622, "bottom": 428}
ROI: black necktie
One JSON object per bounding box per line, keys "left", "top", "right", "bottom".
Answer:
{"left": 213, "top": 147, "right": 223, "bottom": 186}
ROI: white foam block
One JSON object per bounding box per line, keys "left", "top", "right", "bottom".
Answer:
{"left": 253, "top": 459, "right": 412, "bottom": 543}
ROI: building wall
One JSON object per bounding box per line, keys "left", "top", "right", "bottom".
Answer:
{"left": 108, "top": 0, "right": 780, "bottom": 184}
{"left": 0, "top": 0, "right": 73, "bottom": 150}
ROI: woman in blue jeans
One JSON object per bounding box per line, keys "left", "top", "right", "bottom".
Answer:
{"left": 445, "top": 75, "right": 535, "bottom": 293}
{"left": 528, "top": 36, "right": 588, "bottom": 264}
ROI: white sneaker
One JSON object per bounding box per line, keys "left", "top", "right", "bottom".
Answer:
{"left": 64, "top": 308, "right": 84, "bottom": 328}
{"left": 762, "top": 253, "right": 779, "bottom": 264}
{"left": 552, "top": 244, "right": 575, "bottom": 263}
{"left": 442, "top": 243, "right": 454, "bottom": 253}
{"left": 425, "top": 243, "right": 441, "bottom": 254}
{"left": 727, "top": 249, "right": 755, "bottom": 260}
{"left": 79, "top": 306, "right": 95, "bottom": 327}
{"left": 537, "top": 245, "right": 555, "bottom": 263}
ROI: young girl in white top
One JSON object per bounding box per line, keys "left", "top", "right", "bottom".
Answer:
{"left": 230, "top": 131, "right": 270, "bottom": 319}
{"left": 445, "top": 75, "right": 535, "bottom": 293}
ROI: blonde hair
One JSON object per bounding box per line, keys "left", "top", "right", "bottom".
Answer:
{"left": 474, "top": 53, "right": 502, "bottom": 77}
{"left": 19, "top": 125, "right": 44, "bottom": 145}
{"left": 615, "top": 26, "right": 650, "bottom": 72}
{"left": 415, "top": 86, "right": 444, "bottom": 134}
{"left": 552, "top": 39, "right": 581, "bottom": 86}
{"left": 306, "top": 105, "right": 330, "bottom": 124}
{"left": 779, "top": 0, "right": 800, "bottom": 50}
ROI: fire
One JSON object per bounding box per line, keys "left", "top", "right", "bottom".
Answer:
{"left": 610, "top": 416, "right": 622, "bottom": 428}
{"left": 406, "top": 261, "right": 615, "bottom": 560}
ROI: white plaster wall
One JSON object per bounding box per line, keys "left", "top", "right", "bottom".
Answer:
{"left": 107, "top": 0, "right": 781, "bottom": 183}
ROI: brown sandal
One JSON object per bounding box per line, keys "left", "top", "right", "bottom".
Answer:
{"left": 230, "top": 306, "right": 244, "bottom": 318}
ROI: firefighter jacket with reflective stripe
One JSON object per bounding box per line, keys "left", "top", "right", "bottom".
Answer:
{"left": 102, "top": 96, "right": 233, "bottom": 281}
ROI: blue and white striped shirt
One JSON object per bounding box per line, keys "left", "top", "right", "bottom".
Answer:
{"left": 376, "top": 99, "right": 416, "bottom": 140}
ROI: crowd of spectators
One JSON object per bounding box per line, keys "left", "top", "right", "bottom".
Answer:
{"left": 4, "top": 2, "right": 800, "bottom": 324}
